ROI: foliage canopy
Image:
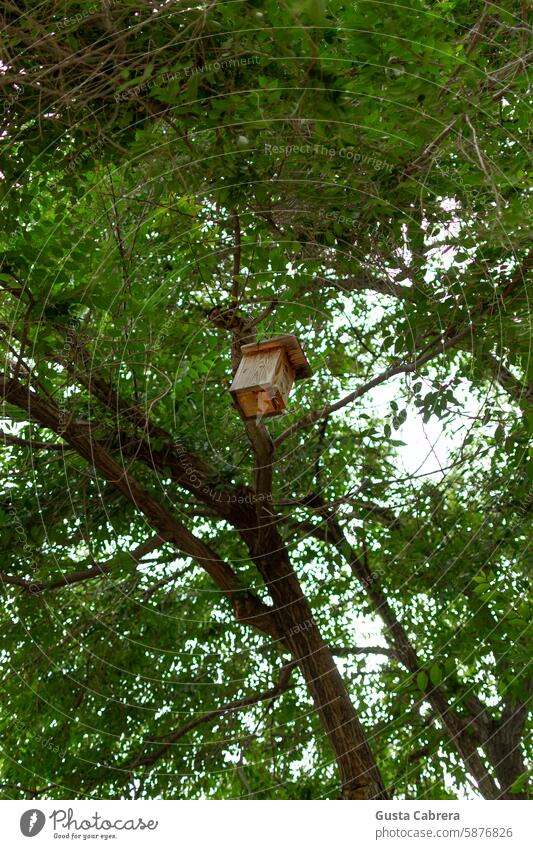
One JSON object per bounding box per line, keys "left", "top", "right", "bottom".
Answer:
{"left": 0, "top": 0, "right": 531, "bottom": 800}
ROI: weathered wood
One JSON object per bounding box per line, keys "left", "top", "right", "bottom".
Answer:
{"left": 231, "top": 347, "right": 284, "bottom": 392}
{"left": 230, "top": 335, "right": 311, "bottom": 419}
{"left": 240, "top": 334, "right": 312, "bottom": 379}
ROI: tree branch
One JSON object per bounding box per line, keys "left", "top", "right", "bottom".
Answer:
{"left": 0, "top": 428, "right": 68, "bottom": 451}
{"left": 275, "top": 255, "right": 531, "bottom": 446}
{"left": 0, "top": 374, "right": 281, "bottom": 642}
{"left": 0, "top": 535, "right": 165, "bottom": 595}
{"left": 332, "top": 646, "right": 396, "bottom": 659}
{"left": 119, "top": 661, "right": 296, "bottom": 774}
{"left": 51, "top": 344, "right": 262, "bottom": 527}
{"left": 400, "top": 118, "right": 459, "bottom": 179}
{"left": 310, "top": 272, "right": 413, "bottom": 301}
{"left": 231, "top": 211, "right": 241, "bottom": 303}
{"left": 274, "top": 327, "right": 468, "bottom": 446}
{"left": 479, "top": 351, "right": 533, "bottom": 409}
{"left": 303, "top": 495, "right": 502, "bottom": 799}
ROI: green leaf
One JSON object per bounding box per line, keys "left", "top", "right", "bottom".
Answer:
{"left": 429, "top": 664, "right": 442, "bottom": 686}
{"left": 417, "top": 671, "right": 428, "bottom": 692}
{"left": 510, "top": 771, "right": 530, "bottom": 794}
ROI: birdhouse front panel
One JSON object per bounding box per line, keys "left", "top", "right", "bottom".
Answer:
{"left": 230, "top": 347, "right": 295, "bottom": 419}
{"left": 229, "top": 335, "right": 312, "bottom": 420}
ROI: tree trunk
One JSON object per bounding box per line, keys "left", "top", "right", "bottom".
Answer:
{"left": 239, "top": 401, "right": 387, "bottom": 799}
{"left": 285, "top": 610, "right": 387, "bottom": 799}
{"left": 485, "top": 700, "right": 530, "bottom": 799}
{"left": 255, "top": 547, "right": 387, "bottom": 799}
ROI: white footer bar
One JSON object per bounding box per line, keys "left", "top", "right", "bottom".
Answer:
{"left": 3, "top": 799, "right": 530, "bottom": 847}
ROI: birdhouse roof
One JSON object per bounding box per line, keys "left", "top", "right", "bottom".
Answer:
{"left": 239, "top": 335, "right": 312, "bottom": 380}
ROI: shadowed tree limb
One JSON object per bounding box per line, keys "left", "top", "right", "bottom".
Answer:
{"left": 0, "top": 374, "right": 281, "bottom": 642}
{"left": 301, "top": 496, "right": 502, "bottom": 800}
{"left": 0, "top": 535, "right": 165, "bottom": 594}
{"left": 231, "top": 211, "right": 242, "bottom": 303}
{"left": 276, "top": 255, "right": 532, "bottom": 446}
{"left": 332, "top": 646, "right": 396, "bottom": 659}
{"left": 478, "top": 350, "right": 533, "bottom": 409}
{"left": 311, "top": 272, "right": 414, "bottom": 301}
{"left": 0, "top": 429, "right": 69, "bottom": 451}
{"left": 0, "top": 374, "right": 390, "bottom": 800}
{"left": 120, "top": 660, "right": 297, "bottom": 774}
{"left": 274, "top": 326, "right": 470, "bottom": 446}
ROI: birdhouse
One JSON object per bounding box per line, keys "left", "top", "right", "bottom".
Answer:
{"left": 229, "top": 335, "right": 312, "bottom": 420}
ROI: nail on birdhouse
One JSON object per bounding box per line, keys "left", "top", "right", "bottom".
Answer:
{"left": 229, "top": 335, "right": 312, "bottom": 420}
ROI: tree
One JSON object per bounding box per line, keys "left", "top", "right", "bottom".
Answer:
{"left": 0, "top": 0, "right": 531, "bottom": 800}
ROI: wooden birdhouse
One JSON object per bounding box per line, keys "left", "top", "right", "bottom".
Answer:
{"left": 229, "top": 335, "right": 312, "bottom": 420}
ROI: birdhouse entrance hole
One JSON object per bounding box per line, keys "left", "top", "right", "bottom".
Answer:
{"left": 229, "top": 335, "right": 312, "bottom": 420}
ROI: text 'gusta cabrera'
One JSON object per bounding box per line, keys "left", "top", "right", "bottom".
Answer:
{"left": 376, "top": 811, "right": 461, "bottom": 821}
